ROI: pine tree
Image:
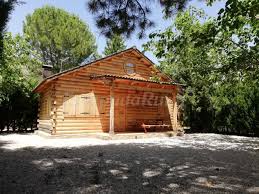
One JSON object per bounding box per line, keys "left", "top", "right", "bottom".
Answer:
{"left": 23, "top": 6, "right": 98, "bottom": 73}
{"left": 103, "top": 34, "right": 126, "bottom": 56}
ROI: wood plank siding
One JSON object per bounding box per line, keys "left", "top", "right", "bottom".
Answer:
{"left": 35, "top": 48, "right": 180, "bottom": 135}
{"left": 37, "top": 85, "right": 53, "bottom": 133}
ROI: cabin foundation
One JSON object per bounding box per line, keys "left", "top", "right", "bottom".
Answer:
{"left": 35, "top": 130, "right": 180, "bottom": 140}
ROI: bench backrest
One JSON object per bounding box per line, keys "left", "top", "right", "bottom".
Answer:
{"left": 136, "top": 119, "right": 164, "bottom": 125}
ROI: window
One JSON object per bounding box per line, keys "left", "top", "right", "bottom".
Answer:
{"left": 63, "top": 93, "right": 106, "bottom": 117}
{"left": 124, "top": 63, "right": 136, "bottom": 74}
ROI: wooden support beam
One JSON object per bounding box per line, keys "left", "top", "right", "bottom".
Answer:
{"left": 109, "top": 82, "right": 115, "bottom": 135}
{"left": 172, "top": 88, "right": 178, "bottom": 131}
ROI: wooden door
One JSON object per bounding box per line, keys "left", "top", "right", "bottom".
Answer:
{"left": 114, "top": 95, "right": 126, "bottom": 132}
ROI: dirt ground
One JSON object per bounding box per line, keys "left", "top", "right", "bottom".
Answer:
{"left": 0, "top": 133, "right": 259, "bottom": 194}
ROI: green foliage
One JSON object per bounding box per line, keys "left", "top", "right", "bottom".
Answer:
{"left": 217, "top": 0, "right": 259, "bottom": 32}
{"left": 1, "top": 33, "right": 42, "bottom": 86}
{"left": 0, "top": 0, "right": 19, "bottom": 60}
{"left": 149, "top": 75, "right": 161, "bottom": 82}
{"left": 87, "top": 0, "right": 258, "bottom": 38}
{"left": 0, "top": 33, "right": 42, "bottom": 131}
{"left": 144, "top": 6, "right": 259, "bottom": 136}
{"left": 23, "top": 5, "right": 98, "bottom": 73}
{"left": 103, "top": 34, "right": 126, "bottom": 56}
{"left": 87, "top": 0, "right": 191, "bottom": 38}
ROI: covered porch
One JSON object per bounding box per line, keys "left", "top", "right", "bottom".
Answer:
{"left": 91, "top": 74, "right": 180, "bottom": 135}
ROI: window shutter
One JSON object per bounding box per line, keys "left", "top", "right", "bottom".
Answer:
{"left": 63, "top": 94, "right": 76, "bottom": 115}
{"left": 77, "top": 94, "right": 91, "bottom": 115}
{"left": 76, "top": 93, "right": 98, "bottom": 116}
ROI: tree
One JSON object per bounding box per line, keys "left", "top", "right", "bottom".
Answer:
{"left": 145, "top": 7, "right": 218, "bottom": 131}
{"left": 87, "top": 0, "right": 191, "bottom": 38}
{"left": 23, "top": 5, "right": 98, "bottom": 73}
{"left": 87, "top": 0, "right": 258, "bottom": 38}
{"left": 216, "top": 0, "right": 259, "bottom": 32}
{"left": 103, "top": 34, "right": 126, "bottom": 56}
{"left": 2, "top": 0, "right": 257, "bottom": 42}
{"left": 0, "top": 0, "right": 19, "bottom": 61}
{"left": 0, "top": 33, "right": 42, "bottom": 131}
{"left": 144, "top": 6, "right": 259, "bottom": 136}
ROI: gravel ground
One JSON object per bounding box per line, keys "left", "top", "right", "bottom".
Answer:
{"left": 0, "top": 133, "right": 259, "bottom": 194}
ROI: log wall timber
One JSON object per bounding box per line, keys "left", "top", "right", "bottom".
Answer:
{"left": 49, "top": 73, "right": 177, "bottom": 135}
{"left": 52, "top": 76, "right": 110, "bottom": 135}
{"left": 82, "top": 52, "right": 156, "bottom": 80}
{"left": 37, "top": 86, "right": 53, "bottom": 133}
{"left": 35, "top": 48, "right": 179, "bottom": 135}
{"left": 51, "top": 51, "right": 170, "bottom": 84}
{"left": 114, "top": 88, "right": 175, "bottom": 132}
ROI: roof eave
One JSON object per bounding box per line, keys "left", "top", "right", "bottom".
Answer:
{"left": 91, "top": 74, "right": 183, "bottom": 86}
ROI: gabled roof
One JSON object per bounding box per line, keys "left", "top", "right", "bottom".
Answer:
{"left": 33, "top": 47, "right": 178, "bottom": 92}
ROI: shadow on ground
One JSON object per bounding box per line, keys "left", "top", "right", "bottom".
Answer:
{"left": 0, "top": 129, "right": 35, "bottom": 135}
{"left": 0, "top": 135, "right": 259, "bottom": 193}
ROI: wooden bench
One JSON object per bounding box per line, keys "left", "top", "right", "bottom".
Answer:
{"left": 140, "top": 120, "right": 172, "bottom": 133}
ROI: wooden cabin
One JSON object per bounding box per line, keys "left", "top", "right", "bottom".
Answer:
{"left": 33, "top": 47, "right": 181, "bottom": 136}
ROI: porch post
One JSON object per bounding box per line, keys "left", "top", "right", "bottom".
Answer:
{"left": 109, "top": 82, "right": 115, "bottom": 134}
{"left": 172, "top": 87, "right": 178, "bottom": 131}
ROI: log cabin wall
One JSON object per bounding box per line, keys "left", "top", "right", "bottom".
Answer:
{"left": 37, "top": 86, "right": 53, "bottom": 133}
{"left": 73, "top": 51, "right": 168, "bottom": 81}
{"left": 35, "top": 48, "right": 179, "bottom": 135}
{"left": 52, "top": 77, "right": 177, "bottom": 134}
{"left": 113, "top": 87, "right": 175, "bottom": 132}
{"left": 53, "top": 77, "right": 110, "bottom": 135}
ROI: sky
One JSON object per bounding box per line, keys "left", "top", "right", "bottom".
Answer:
{"left": 7, "top": 0, "right": 225, "bottom": 63}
